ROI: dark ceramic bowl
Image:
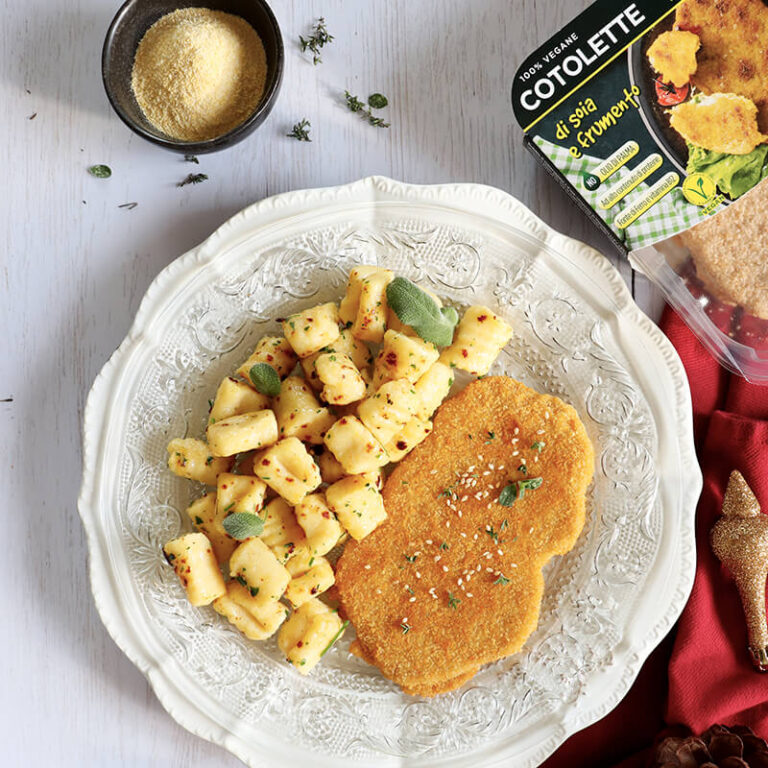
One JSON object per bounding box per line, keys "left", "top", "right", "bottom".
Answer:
{"left": 102, "top": 0, "right": 283, "bottom": 153}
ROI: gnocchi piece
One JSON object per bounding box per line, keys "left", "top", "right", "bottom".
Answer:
{"left": 300, "top": 328, "right": 374, "bottom": 390}
{"left": 236, "top": 336, "right": 297, "bottom": 382}
{"left": 383, "top": 418, "right": 433, "bottom": 462}
{"left": 323, "top": 416, "right": 388, "bottom": 475}
{"left": 386, "top": 287, "right": 443, "bottom": 336}
{"left": 338, "top": 265, "right": 393, "bottom": 343}
{"left": 413, "top": 362, "right": 454, "bottom": 420}
{"left": 282, "top": 303, "right": 341, "bottom": 358}
{"left": 284, "top": 551, "right": 335, "bottom": 607}
{"left": 357, "top": 379, "right": 419, "bottom": 447}
{"left": 217, "top": 472, "right": 267, "bottom": 516}
{"left": 438, "top": 306, "right": 513, "bottom": 375}
{"left": 186, "top": 492, "right": 237, "bottom": 565}
{"left": 167, "top": 438, "right": 233, "bottom": 486}
{"left": 273, "top": 376, "right": 335, "bottom": 444}
{"left": 213, "top": 580, "right": 288, "bottom": 640}
{"left": 294, "top": 493, "right": 344, "bottom": 556}
{"left": 229, "top": 537, "right": 291, "bottom": 607}
{"left": 206, "top": 410, "right": 278, "bottom": 457}
{"left": 163, "top": 532, "right": 226, "bottom": 606}
{"left": 326, "top": 474, "right": 387, "bottom": 541}
{"left": 315, "top": 448, "right": 346, "bottom": 485}
{"left": 277, "top": 598, "right": 346, "bottom": 675}
{"left": 209, "top": 376, "right": 270, "bottom": 425}
{"left": 372, "top": 329, "right": 439, "bottom": 387}
{"left": 314, "top": 352, "right": 367, "bottom": 405}
{"left": 260, "top": 497, "right": 311, "bottom": 564}
{"left": 253, "top": 437, "right": 322, "bottom": 505}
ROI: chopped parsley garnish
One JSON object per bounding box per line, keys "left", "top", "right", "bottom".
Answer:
{"left": 494, "top": 574, "right": 511, "bottom": 586}
{"left": 531, "top": 441, "right": 545, "bottom": 453}
{"left": 406, "top": 586, "right": 415, "bottom": 595}
{"left": 235, "top": 574, "right": 248, "bottom": 588}
{"left": 194, "top": 516, "right": 204, "bottom": 525}
{"left": 320, "top": 620, "right": 349, "bottom": 657}
{"left": 249, "top": 586, "right": 259, "bottom": 597}
{"left": 404, "top": 554, "right": 418, "bottom": 563}
{"left": 447, "top": 592, "right": 461, "bottom": 609}
{"left": 518, "top": 464, "right": 528, "bottom": 475}
{"left": 486, "top": 526, "right": 499, "bottom": 545}
{"left": 484, "top": 431, "right": 496, "bottom": 444}
{"left": 300, "top": 17, "right": 333, "bottom": 65}
{"left": 500, "top": 519, "right": 508, "bottom": 532}
{"left": 439, "top": 542, "right": 450, "bottom": 551}
{"left": 177, "top": 173, "right": 208, "bottom": 187}
{"left": 498, "top": 477, "right": 543, "bottom": 507}
{"left": 400, "top": 622, "right": 411, "bottom": 634}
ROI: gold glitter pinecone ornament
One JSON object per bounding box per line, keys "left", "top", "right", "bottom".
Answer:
{"left": 650, "top": 724, "right": 768, "bottom": 767}
{"left": 711, "top": 470, "right": 768, "bottom": 671}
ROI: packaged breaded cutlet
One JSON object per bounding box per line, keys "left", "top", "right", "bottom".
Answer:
{"left": 513, "top": 0, "right": 768, "bottom": 381}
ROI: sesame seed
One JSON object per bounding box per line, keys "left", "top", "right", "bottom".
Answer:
{"left": 497, "top": 549, "right": 503, "bottom": 556}
{"left": 431, "top": 593, "right": 437, "bottom": 599}
{"left": 536, "top": 429, "right": 545, "bottom": 435}
{"left": 425, "top": 539, "right": 433, "bottom": 545}
{"left": 510, "top": 563, "right": 518, "bottom": 568}
{"left": 460, "top": 583, "right": 466, "bottom": 591}
{"left": 514, "top": 427, "right": 519, "bottom": 435}
{"left": 460, "top": 532, "right": 467, "bottom": 538}
{"left": 409, "top": 597, "right": 416, "bottom": 603}
{"left": 415, "top": 571, "right": 421, "bottom": 578}
{"left": 482, "top": 471, "right": 491, "bottom": 476}
{"left": 376, "top": 589, "right": 382, "bottom": 594}
{"left": 534, "top": 456, "right": 539, "bottom": 463}
{"left": 442, "top": 565, "right": 449, "bottom": 572}
{"left": 512, "top": 450, "right": 519, "bottom": 456}
{"left": 461, "top": 495, "right": 468, "bottom": 502}
{"left": 446, "top": 521, "right": 451, "bottom": 528}
{"left": 435, "top": 555, "right": 441, "bottom": 562}
{"left": 364, "top": 564, "right": 371, "bottom": 570}
{"left": 468, "top": 465, "right": 475, "bottom": 472}
{"left": 511, "top": 438, "right": 519, "bottom": 444}
{"left": 473, "top": 533, "right": 478, "bottom": 540}
{"left": 476, "top": 564, "right": 481, "bottom": 571}
{"left": 467, "top": 593, "right": 473, "bottom": 598}
{"left": 486, "top": 567, "right": 493, "bottom": 572}
{"left": 486, "top": 502, "right": 492, "bottom": 509}
{"left": 545, "top": 410, "right": 550, "bottom": 419}
{"left": 402, "top": 617, "right": 408, "bottom": 623}
{"left": 485, "top": 525, "right": 491, "bottom": 531}
{"left": 405, "top": 584, "right": 410, "bottom": 591}
{"left": 520, "top": 458, "right": 527, "bottom": 465}
{"left": 458, "top": 578, "right": 463, "bottom": 585}
{"left": 478, "top": 455, "right": 484, "bottom": 461}
{"left": 489, "top": 463, "right": 495, "bottom": 470}
{"left": 529, "top": 526, "right": 534, "bottom": 534}
{"left": 430, "top": 469, "right": 438, "bottom": 475}
{"left": 414, "top": 551, "right": 421, "bottom": 557}
{"left": 498, "top": 465, "right": 505, "bottom": 470}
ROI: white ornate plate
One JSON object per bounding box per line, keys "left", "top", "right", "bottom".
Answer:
{"left": 79, "top": 177, "right": 701, "bottom": 767}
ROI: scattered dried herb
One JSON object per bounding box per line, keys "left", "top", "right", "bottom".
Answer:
{"left": 300, "top": 17, "right": 333, "bottom": 64}
{"left": 344, "top": 90, "right": 391, "bottom": 128}
{"left": 88, "top": 164, "right": 112, "bottom": 178}
{"left": 287, "top": 118, "right": 311, "bottom": 141}
{"left": 177, "top": 173, "right": 208, "bottom": 187}
{"left": 367, "top": 93, "right": 388, "bottom": 109}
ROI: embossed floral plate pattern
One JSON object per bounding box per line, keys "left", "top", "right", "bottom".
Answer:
{"left": 79, "top": 177, "right": 701, "bottom": 767}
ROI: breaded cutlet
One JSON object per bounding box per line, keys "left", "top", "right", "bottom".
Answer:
{"left": 335, "top": 376, "right": 594, "bottom": 697}
{"left": 676, "top": 0, "right": 768, "bottom": 132}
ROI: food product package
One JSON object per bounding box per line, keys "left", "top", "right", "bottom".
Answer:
{"left": 513, "top": 0, "right": 768, "bottom": 381}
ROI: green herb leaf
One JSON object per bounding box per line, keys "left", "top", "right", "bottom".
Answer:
{"left": 184, "top": 154, "right": 199, "bottom": 164}
{"left": 404, "top": 554, "right": 418, "bottom": 563}
{"left": 400, "top": 622, "right": 411, "bottom": 634}
{"left": 447, "top": 592, "right": 461, "bottom": 609}
{"left": 88, "top": 164, "right": 111, "bottom": 178}
{"left": 287, "top": 118, "right": 311, "bottom": 141}
{"left": 385, "top": 277, "right": 458, "bottom": 347}
{"left": 300, "top": 17, "right": 333, "bottom": 64}
{"left": 249, "top": 586, "right": 259, "bottom": 597}
{"left": 494, "top": 574, "right": 511, "bottom": 586}
{"left": 439, "top": 542, "right": 450, "bottom": 551}
{"left": 235, "top": 574, "right": 248, "bottom": 587}
{"left": 344, "top": 90, "right": 391, "bottom": 128}
{"left": 320, "top": 620, "right": 349, "bottom": 657}
{"left": 531, "top": 441, "right": 545, "bottom": 453}
{"left": 223, "top": 512, "right": 265, "bottom": 540}
{"left": 345, "top": 90, "right": 365, "bottom": 112}
{"left": 249, "top": 363, "right": 281, "bottom": 396}
{"left": 368, "top": 93, "right": 388, "bottom": 109}
{"left": 518, "top": 464, "right": 528, "bottom": 475}
{"left": 498, "top": 484, "right": 518, "bottom": 507}
{"left": 499, "top": 477, "right": 543, "bottom": 506}
{"left": 177, "top": 173, "right": 208, "bottom": 187}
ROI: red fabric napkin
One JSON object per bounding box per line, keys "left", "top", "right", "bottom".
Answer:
{"left": 541, "top": 306, "right": 768, "bottom": 768}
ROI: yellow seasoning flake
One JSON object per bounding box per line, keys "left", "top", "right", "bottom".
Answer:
{"left": 131, "top": 8, "right": 267, "bottom": 142}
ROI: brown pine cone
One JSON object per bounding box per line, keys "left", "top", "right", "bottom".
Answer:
{"left": 650, "top": 724, "right": 768, "bottom": 768}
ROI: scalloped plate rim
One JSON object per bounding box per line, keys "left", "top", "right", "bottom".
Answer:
{"left": 78, "top": 176, "right": 701, "bottom": 768}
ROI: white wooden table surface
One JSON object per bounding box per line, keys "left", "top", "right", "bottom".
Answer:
{"left": 0, "top": 0, "right": 664, "bottom": 765}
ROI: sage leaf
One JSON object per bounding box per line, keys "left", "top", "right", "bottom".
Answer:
{"left": 249, "top": 363, "right": 281, "bottom": 396}
{"left": 498, "top": 484, "right": 518, "bottom": 507}
{"left": 386, "top": 277, "right": 458, "bottom": 347}
{"left": 222, "top": 512, "right": 265, "bottom": 540}
{"left": 368, "top": 93, "right": 388, "bottom": 109}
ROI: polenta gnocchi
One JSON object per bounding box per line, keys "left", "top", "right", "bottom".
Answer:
{"left": 164, "top": 266, "right": 515, "bottom": 679}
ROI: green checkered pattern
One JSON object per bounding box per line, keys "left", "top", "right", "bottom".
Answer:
{"left": 533, "top": 136, "right": 718, "bottom": 251}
